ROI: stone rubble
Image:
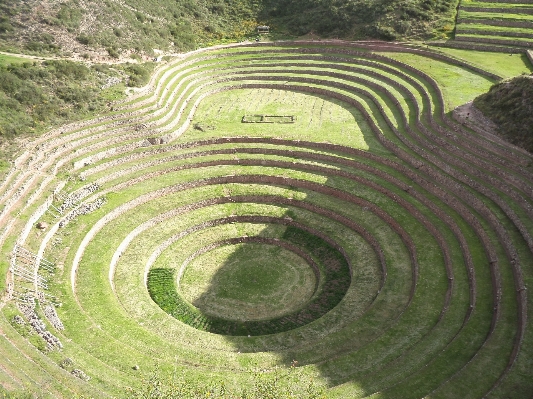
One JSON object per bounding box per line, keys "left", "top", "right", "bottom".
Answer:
{"left": 18, "top": 295, "right": 63, "bottom": 350}
{"left": 59, "top": 197, "right": 106, "bottom": 228}
{"left": 58, "top": 183, "right": 100, "bottom": 214}
{"left": 71, "top": 369, "right": 90, "bottom": 381}
{"left": 100, "top": 76, "right": 122, "bottom": 90}
{"left": 43, "top": 304, "right": 64, "bottom": 331}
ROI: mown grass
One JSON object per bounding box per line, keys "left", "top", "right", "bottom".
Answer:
{"left": 181, "top": 241, "right": 317, "bottom": 320}
{"left": 458, "top": 9, "right": 533, "bottom": 21}
{"left": 147, "top": 224, "right": 351, "bottom": 336}
{"left": 462, "top": 1, "right": 533, "bottom": 8}
{"left": 381, "top": 52, "right": 495, "bottom": 109}
{"left": 459, "top": 33, "right": 533, "bottom": 43}
{"left": 64, "top": 153, "right": 442, "bottom": 378}
{"left": 1, "top": 42, "right": 532, "bottom": 398}
{"left": 432, "top": 47, "right": 533, "bottom": 77}
{"left": 0, "top": 53, "right": 27, "bottom": 67}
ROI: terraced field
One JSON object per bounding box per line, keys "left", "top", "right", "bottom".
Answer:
{"left": 455, "top": 0, "right": 533, "bottom": 52}
{"left": 0, "top": 41, "right": 532, "bottom": 398}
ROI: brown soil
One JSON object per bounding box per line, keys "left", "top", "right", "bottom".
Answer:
{"left": 453, "top": 101, "right": 500, "bottom": 138}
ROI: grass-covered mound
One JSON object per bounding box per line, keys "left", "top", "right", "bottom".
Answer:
{"left": 474, "top": 75, "right": 533, "bottom": 153}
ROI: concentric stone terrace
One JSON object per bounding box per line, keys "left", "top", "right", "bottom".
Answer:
{"left": 0, "top": 41, "right": 532, "bottom": 398}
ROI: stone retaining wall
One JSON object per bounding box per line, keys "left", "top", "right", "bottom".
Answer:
{"left": 429, "top": 41, "right": 518, "bottom": 53}
{"left": 527, "top": 50, "right": 533, "bottom": 65}
{"left": 251, "top": 43, "right": 503, "bottom": 80}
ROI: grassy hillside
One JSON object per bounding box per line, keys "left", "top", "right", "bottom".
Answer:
{"left": 474, "top": 74, "right": 533, "bottom": 153}
{"left": 0, "top": 0, "right": 260, "bottom": 59}
{"left": 0, "top": 57, "right": 155, "bottom": 163}
{"left": 0, "top": 0, "right": 459, "bottom": 61}
{"left": 259, "top": 0, "right": 459, "bottom": 39}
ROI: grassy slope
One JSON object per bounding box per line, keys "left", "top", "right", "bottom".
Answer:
{"left": 434, "top": 48, "right": 533, "bottom": 78}
{"left": 0, "top": 0, "right": 459, "bottom": 60}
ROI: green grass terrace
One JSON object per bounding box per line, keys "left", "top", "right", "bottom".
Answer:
{"left": 0, "top": 40, "right": 532, "bottom": 398}
{"left": 453, "top": 0, "right": 533, "bottom": 52}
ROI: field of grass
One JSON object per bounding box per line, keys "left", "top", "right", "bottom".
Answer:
{"left": 0, "top": 40, "right": 532, "bottom": 398}
{"left": 431, "top": 47, "right": 533, "bottom": 77}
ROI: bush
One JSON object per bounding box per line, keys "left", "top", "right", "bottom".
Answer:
{"left": 76, "top": 33, "right": 95, "bottom": 46}
{"left": 0, "top": 20, "right": 13, "bottom": 33}
{"left": 0, "top": 58, "right": 124, "bottom": 139}
{"left": 107, "top": 47, "right": 120, "bottom": 58}
{"left": 25, "top": 41, "right": 59, "bottom": 53}
{"left": 124, "top": 63, "right": 154, "bottom": 87}
{"left": 14, "top": 84, "right": 45, "bottom": 105}
{"left": 44, "top": 60, "right": 89, "bottom": 79}
{"left": 56, "top": 3, "right": 82, "bottom": 29}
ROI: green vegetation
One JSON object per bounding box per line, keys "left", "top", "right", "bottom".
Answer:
{"left": 0, "top": 23, "right": 532, "bottom": 399}
{"left": 474, "top": 75, "right": 533, "bottom": 153}
{"left": 383, "top": 52, "right": 495, "bottom": 109}
{"left": 0, "top": 53, "right": 27, "bottom": 67}
{"left": 0, "top": 0, "right": 461, "bottom": 61}
{"left": 127, "top": 368, "right": 327, "bottom": 399}
{"left": 0, "top": 60, "right": 121, "bottom": 138}
{"left": 181, "top": 242, "right": 317, "bottom": 321}
{"left": 454, "top": 0, "right": 533, "bottom": 51}
{"left": 148, "top": 226, "right": 351, "bottom": 336}
{"left": 434, "top": 47, "right": 533, "bottom": 78}
{"left": 0, "top": 58, "right": 158, "bottom": 145}
{"left": 259, "top": 0, "right": 460, "bottom": 39}
{"left": 125, "top": 62, "right": 156, "bottom": 87}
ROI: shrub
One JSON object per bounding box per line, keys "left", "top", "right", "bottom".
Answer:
{"left": 107, "top": 47, "right": 120, "bottom": 58}
{"left": 44, "top": 60, "right": 89, "bottom": 79}
{"left": 124, "top": 62, "right": 154, "bottom": 87}
{"left": 56, "top": 2, "right": 82, "bottom": 29}
{"left": 76, "top": 33, "right": 95, "bottom": 46}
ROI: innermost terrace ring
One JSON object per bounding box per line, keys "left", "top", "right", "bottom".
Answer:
{"left": 179, "top": 239, "right": 319, "bottom": 322}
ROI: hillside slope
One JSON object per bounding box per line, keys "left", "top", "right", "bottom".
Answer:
{"left": 474, "top": 74, "right": 533, "bottom": 153}
{"left": 0, "top": 0, "right": 459, "bottom": 60}
{"left": 0, "top": 0, "right": 259, "bottom": 61}
{"left": 259, "top": 0, "right": 459, "bottom": 39}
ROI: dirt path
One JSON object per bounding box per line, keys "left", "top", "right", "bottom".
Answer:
{"left": 453, "top": 101, "right": 499, "bottom": 136}
{"left": 0, "top": 51, "right": 57, "bottom": 61}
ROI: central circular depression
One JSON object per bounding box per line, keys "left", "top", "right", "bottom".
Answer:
{"left": 147, "top": 222, "right": 352, "bottom": 336}
{"left": 180, "top": 242, "right": 318, "bottom": 321}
